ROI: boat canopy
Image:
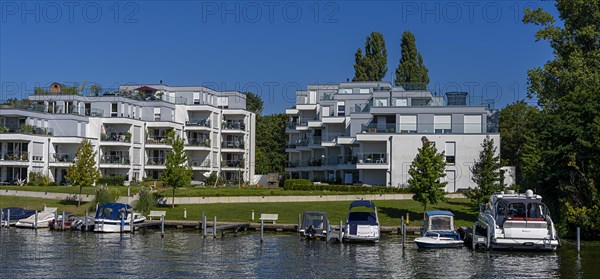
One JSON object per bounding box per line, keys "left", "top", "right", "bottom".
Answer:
{"left": 349, "top": 200, "right": 376, "bottom": 210}
{"left": 426, "top": 210, "right": 454, "bottom": 217}
{"left": 95, "top": 203, "right": 132, "bottom": 220}
{"left": 301, "top": 211, "right": 328, "bottom": 230}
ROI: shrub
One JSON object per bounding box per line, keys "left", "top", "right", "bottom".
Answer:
{"left": 92, "top": 186, "right": 117, "bottom": 208}
{"left": 134, "top": 187, "right": 156, "bottom": 213}
{"left": 283, "top": 180, "right": 412, "bottom": 194}
{"left": 97, "top": 176, "right": 126, "bottom": 186}
{"left": 28, "top": 172, "right": 53, "bottom": 186}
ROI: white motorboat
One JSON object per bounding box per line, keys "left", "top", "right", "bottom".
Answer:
{"left": 473, "top": 189, "right": 560, "bottom": 251}
{"left": 15, "top": 209, "right": 56, "bottom": 228}
{"left": 415, "top": 210, "right": 463, "bottom": 248}
{"left": 299, "top": 211, "right": 329, "bottom": 239}
{"left": 94, "top": 203, "right": 146, "bottom": 233}
{"left": 343, "top": 200, "right": 380, "bottom": 243}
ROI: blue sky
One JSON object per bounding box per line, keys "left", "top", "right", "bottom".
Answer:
{"left": 0, "top": 1, "right": 559, "bottom": 115}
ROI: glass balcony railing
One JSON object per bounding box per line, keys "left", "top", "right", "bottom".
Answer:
{"left": 146, "top": 157, "right": 166, "bottom": 165}
{"left": 361, "top": 123, "right": 397, "bottom": 134}
{"left": 221, "top": 160, "right": 244, "bottom": 168}
{"left": 49, "top": 153, "right": 75, "bottom": 163}
{"left": 186, "top": 119, "right": 211, "bottom": 127}
{"left": 221, "top": 141, "right": 245, "bottom": 149}
{"left": 2, "top": 152, "right": 29, "bottom": 161}
{"left": 222, "top": 121, "right": 246, "bottom": 131}
{"left": 357, "top": 153, "right": 388, "bottom": 164}
{"left": 188, "top": 158, "right": 211, "bottom": 168}
{"left": 100, "top": 155, "right": 130, "bottom": 164}
{"left": 101, "top": 132, "right": 131, "bottom": 142}
{"left": 186, "top": 139, "right": 211, "bottom": 147}
{"left": 146, "top": 136, "right": 172, "bottom": 144}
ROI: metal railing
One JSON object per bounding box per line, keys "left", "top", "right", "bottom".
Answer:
{"left": 49, "top": 153, "right": 76, "bottom": 163}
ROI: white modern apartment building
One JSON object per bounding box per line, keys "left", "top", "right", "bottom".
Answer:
{"left": 0, "top": 83, "right": 255, "bottom": 185}
{"left": 285, "top": 82, "right": 500, "bottom": 192}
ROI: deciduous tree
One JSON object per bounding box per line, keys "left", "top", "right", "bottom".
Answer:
{"left": 408, "top": 138, "right": 447, "bottom": 218}
{"left": 66, "top": 139, "right": 100, "bottom": 207}
{"left": 161, "top": 136, "right": 192, "bottom": 208}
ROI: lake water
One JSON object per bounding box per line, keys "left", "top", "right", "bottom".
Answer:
{"left": 0, "top": 229, "right": 597, "bottom": 278}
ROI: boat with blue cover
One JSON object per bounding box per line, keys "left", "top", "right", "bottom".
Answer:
{"left": 94, "top": 203, "right": 145, "bottom": 233}
{"left": 415, "top": 210, "right": 463, "bottom": 248}
{"left": 343, "top": 200, "right": 380, "bottom": 243}
{"left": 1, "top": 207, "right": 36, "bottom": 226}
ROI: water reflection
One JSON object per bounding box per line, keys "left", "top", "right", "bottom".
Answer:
{"left": 0, "top": 230, "right": 596, "bottom": 278}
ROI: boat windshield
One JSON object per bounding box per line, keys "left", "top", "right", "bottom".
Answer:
{"left": 303, "top": 215, "right": 326, "bottom": 229}
{"left": 429, "top": 216, "right": 452, "bottom": 231}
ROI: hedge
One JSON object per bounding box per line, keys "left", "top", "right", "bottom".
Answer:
{"left": 284, "top": 179, "right": 412, "bottom": 194}
{"left": 97, "top": 176, "right": 126, "bottom": 186}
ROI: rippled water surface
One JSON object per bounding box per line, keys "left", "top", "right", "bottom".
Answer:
{"left": 0, "top": 229, "right": 597, "bottom": 278}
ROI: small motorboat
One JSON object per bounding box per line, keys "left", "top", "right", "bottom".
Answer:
{"left": 15, "top": 208, "right": 57, "bottom": 228}
{"left": 343, "top": 200, "right": 380, "bottom": 243}
{"left": 49, "top": 213, "right": 77, "bottom": 230}
{"left": 94, "top": 203, "right": 146, "bottom": 233}
{"left": 415, "top": 210, "right": 463, "bottom": 248}
{"left": 299, "top": 211, "right": 329, "bottom": 239}
{"left": 1, "top": 207, "right": 36, "bottom": 226}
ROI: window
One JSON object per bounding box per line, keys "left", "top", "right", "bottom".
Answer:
{"left": 373, "top": 98, "right": 388, "bottom": 107}
{"left": 193, "top": 92, "right": 200, "bottom": 105}
{"left": 339, "top": 88, "right": 352, "bottom": 94}
{"left": 399, "top": 115, "right": 417, "bottom": 133}
{"left": 337, "top": 101, "right": 345, "bottom": 116}
{"left": 154, "top": 108, "right": 160, "bottom": 121}
{"left": 359, "top": 88, "right": 370, "bottom": 94}
{"left": 393, "top": 98, "right": 408, "bottom": 106}
{"left": 217, "top": 97, "right": 229, "bottom": 108}
{"left": 445, "top": 142, "right": 456, "bottom": 164}
{"left": 111, "top": 103, "right": 118, "bottom": 117}
{"left": 464, "top": 115, "right": 482, "bottom": 133}
{"left": 434, "top": 115, "right": 452, "bottom": 134}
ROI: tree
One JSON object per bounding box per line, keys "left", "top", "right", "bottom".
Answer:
{"left": 66, "top": 139, "right": 100, "bottom": 207}
{"left": 408, "top": 138, "right": 447, "bottom": 218}
{"left": 395, "top": 31, "right": 429, "bottom": 90}
{"left": 465, "top": 136, "right": 505, "bottom": 206}
{"left": 245, "top": 92, "right": 263, "bottom": 115}
{"left": 523, "top": 1, "right": 600, "bottom": 238}
{"left": 498, "top": 101, "right": 540, "bottom": 188}
{"left": 255, "top": 113, "right": 287, "bottom": 174}
{"left": 161, "top": 136, "right": 193, "bottom": 208}
{"left": 353, "top": 32, "right": 388, "bottom": 81}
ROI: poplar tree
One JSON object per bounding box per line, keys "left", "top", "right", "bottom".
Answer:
{"left": 395, "top": 31, "right": 430, "bottom": 90}
{"left": 353, "top": 32, "right": 388, "bottom": 81}
{"left": 408, "top": 138, "right": 447, "bottom": 218}
{"left": 66, "top": 139, "right": 100, "bottom": 207}
{"left": 161, "top": 136, "right": 193, "bottom": 208}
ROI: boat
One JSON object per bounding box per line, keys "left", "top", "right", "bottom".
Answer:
{"left": 415, "top": 210, "right": 463, "bottom": 248}
{"left": 472, "top": 189, "right": 560, "bottom": 251}
{"left": 343, "top": 200, "right": 380, "bottom": 243}
{"left": 94, "top": 203, "right": 146, "bottom": 233}
{"left": 15, "top": 208, "right": 57, "bottom": 228}
{"left": 49, "top": 213, "right": 77, "bottom": 230}
{"left": 299, "top": 211, "right": 329, "bottom": 239}
{"left": 1, "top": 207, "right": 36, "bottom": 226}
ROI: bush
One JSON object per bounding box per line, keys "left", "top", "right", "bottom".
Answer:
{"left": 283, "top": 180, "right": 412, "bottom": 194}
{"left": 28, "top": 172, "right": 53, "bottom": 186}
{"left": 134, "top": 187, "right": 156, "bottom": 213}
{"left": 97, "top": 176, "right": 126, "bottom": 186}
{"left": 92, "top": 186, "right": 117, "bottom": 208}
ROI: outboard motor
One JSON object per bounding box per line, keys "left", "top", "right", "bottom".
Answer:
{"left": 306, "top": 225, "right": 317, "bottom": 239}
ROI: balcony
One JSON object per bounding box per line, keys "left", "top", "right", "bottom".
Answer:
{"left": 308, "top": 136, "right": 322, "bottom": 145}
{"left": 361, "top": 123, "right": 397, "bottom": 134}
{"left": 221, "top": 160, "right": 244, "bottom": 168}
{"left": 221, "top": 141, "right": 245, "bottom": 149}
{"left": 0, "top": 125, "right": 54, "bottom": 136}
{"left": 54, "top": 105, "right": 104, "bottom": 117}
{"left": 49, "top": 153, "right": 75, "bottom": 163}
{"left": 101, "top": 132, "right": 131, "bottom": 143}
{"left": 286, "top": 122, "right": 297, "bottom": 130}
{"left": 146, "top": 157, "right": 166, "bottom": 166}
{"left": 189, "top": 158, "right": 211, "bottom": 168}
{"left": 146, "top": 136, "right": 173, "bottom": 145}
{"left": 357, "top": 153, "right": 388, "bottom": 164}
{"left": 1, "top": 152, "right": 29, "bottom": 161}
{"left": 100, "top": 155, "right": 130, "bottom": 165}
{"left": 222, "top": 121, "right": 246, "bottom": 131}
{"left": 185, "top": 119, "right": 211, "bottom": 128}
{"left": 186, "top": 138, "right": 211, "bottom": 148}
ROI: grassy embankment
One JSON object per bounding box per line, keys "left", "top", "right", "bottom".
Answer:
{"left": 0, "top": 185, "right": 142, "bottom": 196}
{"left": 0, "top": 195, "right": 477, "bottom": 227}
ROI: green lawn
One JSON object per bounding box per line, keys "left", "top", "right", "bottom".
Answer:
{"left": 0, "top": 196, "right": 478, "bottom": 227}
{"left": 157, "top": 186, "right": 411, "bottom": 197}
{"left": 0, "top": 185, "right": 142, "bottom": 196}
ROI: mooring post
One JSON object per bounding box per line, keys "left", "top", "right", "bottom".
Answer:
{"left": 54, "top": 211, "right": 58, "bottom": 229}
{"left": 85, "top": 208, "right": 89, "bottom": 232}
{"left": 96, "top": 203, "right": 99, "bottom": 212}
{"left": 401, "top": 216, "right": 405, "bottom": 249}
{"left": 260, "top": 219, "right": 264, "bottom": 243}
{"left": 213, "top": 216, "right": 217, "bottom": 239}
{"left": 131, "top": 213, "right": 135, "bottom": 234}
{"left": 340, "top": 220, "right": 343, "bottom": 242}
{"left": 406, "top": 213, "right": 409, "bottom": 225}
{"left": 184, "top": 208, "right": 187, "bottom": 219}
{"left": 34, "top": 210, "right": 38, "bottom": 229}
{"left": 298, "top": 213, "right": 301, "bottom": 233}
{"left": 161, "top": 215, "right": 165, "bottom": 238}
{"left": 202, "top": 214, "right": 207, "bottom": 238}
{"left": 61, "top": 211, "right": 65, "bottom": 231}
{"left": 1, "top": 210, "right": 3, "bottom": 229}
{"left": 7, "top": 209, "right": 10, "bottom": 229}
{"left": 251, "top": 210, "right": 254, "bottom": 221}
{"left": 472, "top": 223, "right": 476, "bottom": 250}
{"left": 577, "top": 227, "right": 580, "bottom": 253}
{"left": 120, "top": 214, "right": 124, "bottom": 234}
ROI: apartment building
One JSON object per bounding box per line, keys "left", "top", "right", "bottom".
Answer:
{"left": 285, "top": 82, "right": 500, "bottom": 192}
{"left": 0, "top": 83, "right": 255, "bottom": 185}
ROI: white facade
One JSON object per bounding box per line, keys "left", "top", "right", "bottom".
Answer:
{"left": 285, "top": 82, "right": 501, "bottom": 192}
{"left": 0, "top": 83, "right": 256, "bottom": 185}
